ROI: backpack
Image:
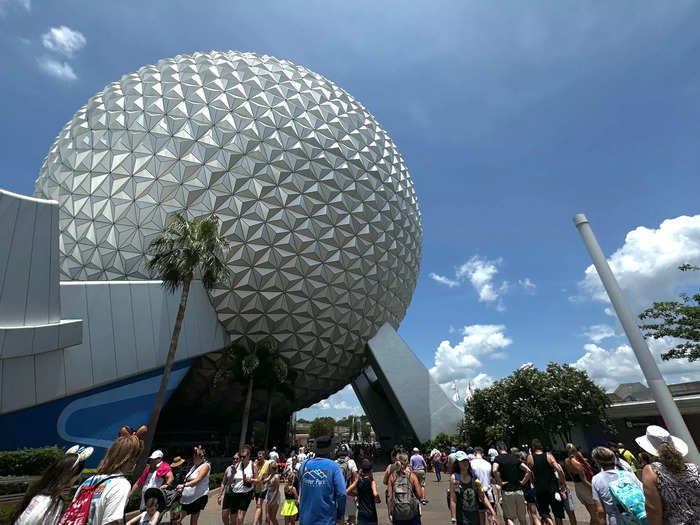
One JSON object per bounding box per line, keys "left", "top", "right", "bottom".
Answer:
{"left": 59, "top": 475, "right": 122, "bottom": 525}
{"left": 336, "top": 457, "right": 353, "bottom": 487}
{"left": 391, "top": 471, "right": 418, "bottom": 520}
{"left": 608, "top": 471, "right": 648, "bottom": 525}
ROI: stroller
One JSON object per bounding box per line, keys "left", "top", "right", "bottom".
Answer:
{"left": 141, "top": 486, "right": 182, "bottom": 524}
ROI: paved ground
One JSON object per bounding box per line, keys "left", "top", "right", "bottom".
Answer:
{"left": 169, "top": 468, "right": 594, "bottom": 525}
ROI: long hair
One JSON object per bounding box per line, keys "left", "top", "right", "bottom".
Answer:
{"left": 657, "top": 443, "right": 685, "bottom": 473}
{"left": 10, "top": 454, "right": 84, "bottom": 523}
{"left": 98, "top": 435, "right": 143, "bottom": 475}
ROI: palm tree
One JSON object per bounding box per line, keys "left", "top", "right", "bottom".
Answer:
{"left": 138, "top": 212, "right": 229, "bottom": 469}
{"left": 261, "top": 350, "right": 291, "bottom": 450}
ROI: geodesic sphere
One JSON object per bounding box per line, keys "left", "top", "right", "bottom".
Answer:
{"left": 34, "top": 51, "right": 422, "bottom": 407}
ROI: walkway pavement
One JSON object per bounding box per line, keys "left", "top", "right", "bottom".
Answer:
{"left": 184, "top": 469, "right": 594, "bottom": 525}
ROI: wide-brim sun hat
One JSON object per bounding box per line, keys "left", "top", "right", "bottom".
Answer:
{"left": 171, "top": 456, "right": 185, "bottom": 467}
{"left": 635, "top": 425, "right": 689, "bottom": 458}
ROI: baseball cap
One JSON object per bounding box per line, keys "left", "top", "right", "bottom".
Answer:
{"left": 360, "top": 459, "right": 372, "bottom": 471}
{"left": 315, "top": 435, "right": 333, "bottom": 455}
{"left": 149, "top": 449, "right": 164, "bottom": 460}
{"left": 412, "top": 447, "right": 419, "bottom": 453}
{"left": 454, "top": 450, "right": 469, "bottom": 462}
{"left": 466, "top": 446, "right": 474, "bottom": 453}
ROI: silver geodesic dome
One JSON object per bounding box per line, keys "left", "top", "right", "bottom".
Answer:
{"left": 34, "top": 50, "right": 422, "bottom": 407}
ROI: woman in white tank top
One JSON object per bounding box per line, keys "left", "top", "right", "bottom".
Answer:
{"left": 227, "top": 444, "right": 259, "bottom": 525}
{"left": 178, "top": 445, "right": 211, "bottom": 525}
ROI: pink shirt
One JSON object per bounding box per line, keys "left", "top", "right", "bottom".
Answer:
{"left": 138, "top": 461, "right": 172, "bottom": 486}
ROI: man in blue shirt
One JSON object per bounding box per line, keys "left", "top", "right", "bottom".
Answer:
{"left": 298, "top": 435, "right": 346, "bottom": 525}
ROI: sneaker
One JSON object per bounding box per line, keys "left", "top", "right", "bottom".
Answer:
{"left": 421, "top": 499, "right": 429, "bottom": 505}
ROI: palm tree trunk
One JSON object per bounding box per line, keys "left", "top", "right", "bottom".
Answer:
{"left": 136, "top": 275, "right": 192, "bottom": 477}
{"left": 264, "top": 386, "right": 275, "bottom": 450}
{"left": 239, "top": 376, "right": 254, "bottom": 449}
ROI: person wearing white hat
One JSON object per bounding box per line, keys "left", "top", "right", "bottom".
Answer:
{"left": 637, "top": 425, "right": 700, "bottom": 525}
{"left": 131, "top": 449, "right": 174, "bottom": 511}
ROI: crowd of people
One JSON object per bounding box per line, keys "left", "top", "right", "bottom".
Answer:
{"left": 8, "top": 423, "right": 700, "bottom": 525}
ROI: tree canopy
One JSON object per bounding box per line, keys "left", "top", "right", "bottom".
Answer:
{"left": 640, "top": 264, "right": 700, "bottom": 361}
{"left": 460, "top": 363, "right": 611, "bottom": 447}
{"left": 309, "top": 416, "right": 336, "bottom": 438}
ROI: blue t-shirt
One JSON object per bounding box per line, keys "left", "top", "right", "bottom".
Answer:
{"left": 298, "top": 457, "right": 346, "bottom": 525}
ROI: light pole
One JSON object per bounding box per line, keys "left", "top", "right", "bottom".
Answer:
{"left": 573, "top": 214, "right": 700, "bottom": 463}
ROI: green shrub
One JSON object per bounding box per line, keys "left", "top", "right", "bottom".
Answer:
{"left": 0, "top": 482, "right": 28, "bottom": 496}
{"left": 209, "top": 472, "right": 224, "bottom": 490}
{"left": 0, "top": 446, "right": 63, "bottom": 476}
{"left": 0, "top": 502, "right": 14, "bottom": 525}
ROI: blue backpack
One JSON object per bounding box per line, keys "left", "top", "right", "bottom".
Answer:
{"left": 608, "top": 471, "right": 648, "bottom": 525}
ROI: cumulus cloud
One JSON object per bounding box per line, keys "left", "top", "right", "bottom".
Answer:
{"left": 41, "top": 26, "right": 86, "bottom": 57}
{"left": 431, "top": 256, "right": 523, "bottom": 311}
{"left": 37, "top": 58, "right": 77, "bottom": 81}
{"left": 583, "top": 323, "right": 617, "bottom": 343}
{"left": 577, "top": 215, "right": 700, "bottom": 314}
{"left": 298, "top": 384, "right": 364, "bottom": 419}
{"left": 571, "top": 337, "right": 700, "bottom": 391}
{"left": 429, "top": 324, "right": 512, "bottom": 384}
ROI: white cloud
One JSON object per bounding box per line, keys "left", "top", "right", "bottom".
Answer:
{"left": 571, "top": 337, "right": 700, "bottom": 391}
{"left": 457, "top": 256, "right": 506, "bottom": 308}
{"left": 429, "top": 324, "right": 512, "bottom": 384}
{"left": 578, "top": 215, "right": 700, "bottom": 314}
{"left": 583, "top": 323, "right": 617, "bottom": 343}
{"left": 0, "top": 0, "right": 30, "bottom": 16}
{"left": 37, "top": 58, "right": 77, "bottom": 81}
{"left": 42, "top": 26, "right": 86, "bottom": 57}
{"left": 429, "top": 273, "right": 459, "bottom": 287}
{"left": 298, "top": 384, "right": 364, "bottom": 419}
{"left": 519, "top": 278, "right": 536, "bottom": 292}
{"left": 490, "top": 352, "right": 508, "bottom": 360}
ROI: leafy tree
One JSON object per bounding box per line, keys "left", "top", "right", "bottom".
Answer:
{"left": 140, "top": 213, "right": 229, "bottom": 471}
{"left": 423, "top": 432, "right": 459, "bottom": 452}
{"left": 309, "top": 417, "right": 336, "bottom": 438}
{"left": 640, "top": 264, "right": 700, "bottom": 361}
{"left": 460, "top": 363, "right": 611, "bottom": 447}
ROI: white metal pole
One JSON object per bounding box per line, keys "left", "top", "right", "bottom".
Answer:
{"left": 573, "top": 213, "right": 700, "bottom": 464}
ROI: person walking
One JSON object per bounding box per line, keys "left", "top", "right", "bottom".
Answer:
{"left": 253, "top": 450, "right": 272, "bottom": 525}
{"left": 130, "top": 449, "right": 174, "bottom": 511}
{"left": 492, "top": 443, "right": 529, "bottom": 525}
{"left": 527, "top": 439, "right": 566, "bottom": 525}
{"left": 515, "top": 450, "right": 541, "bottom": 525}
{"left": 617, "top": 442, "right": 641, "bottom": 473}
{"left": 449, "top": 450, "right": 497, "bottom": 525}
{"left": 564, "top": 444, "right": 598, "bottom": 525}
{"left": 430, "top": 448, "right": 442, "bottom": 482}
{"left": 269, "top": 447, "right": 279, "bottom": 463}
{"left": 264, "top": 462, "right": 281, "bottom": 525}
{"left": 226, "top": 444, "right": 258, "bottom": 525}
{"left": 169, "top": 455, "right": 187, "bottom": 525}
{"left": 336, "top": 444, "right": 359, "bottom": 525}
{"left": 280, "top": 471, "right": 298, "bottom": 525}
{"left": 470, "top": 447, "right": 495, "bottom": 513}
{"left": 178, "top": 445, "right": 211, "bottom": 525}
{"left": 348, "top": 459, "right": 380, "bottom": 525}
{"left": 11, "top": 445, "right": 93, "bottom": 525}
{"left": 62, "top": 426, "right": 145, "bottom": 525}
{"left": 219, "top": 453, "right": 241, "bottom": 525}
{"left": 297, "top": 435, "right": 346, "bottom": 525}
{"left": 387, "top": 453, "right": 422, "bottom": 525}
{"left": 409, "top": 447, "right": 428, "bottom": 504}
{"left": 590, "top": 446, "right": 643, "bottom": 525}
{"left": 637, "top": 425, "right": 700, "bottom": 524}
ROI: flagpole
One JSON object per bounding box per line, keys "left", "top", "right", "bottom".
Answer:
{"left": 573, "top": 214, "right": 700, "bottom": 464}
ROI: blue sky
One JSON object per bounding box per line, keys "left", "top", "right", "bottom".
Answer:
{"left": 1, "top": 0, "right": 700, "bottom": 420}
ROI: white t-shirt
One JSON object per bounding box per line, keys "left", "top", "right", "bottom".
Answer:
{"left": 14, "top": 494, "right": 62, "bottom": 525}
{"left": 297, "top": 452, "right": 307, "bottom": 463}
{"left": 136, "top": 510, "right": 159, "bottom": 525}
{"left": 269, "top": 450, "right": 279, "bottom": 462}
{"left": 72, "top": 473, "right": 131, "bottom": 525}
{"left": 471, "top": 457, "right": 493, "bottom": 493}
{"left": 230, "top": 460, "right": 254, "bottom": 494}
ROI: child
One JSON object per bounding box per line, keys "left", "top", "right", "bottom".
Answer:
{"left": 126, "top": 496, "right": 161, "bottom": 525}
{"left": 11, "top": 445, "right": 93, "bottom": 525}
{"left": 279, "top": 472, "right": 298, "bottom": 525}
{"left": 347, "top": 459, "right": 380, "bottom": 525}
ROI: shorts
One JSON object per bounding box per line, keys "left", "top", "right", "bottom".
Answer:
{"left": 345, "top": 495, "right": 357, "bottom": 517}
{"left": 535, "top": 489, "right": 564, "bottom": 519}
{"left": 254, "top": 490, "right": 268, "bottom": 501}
{"left": 501, "top": 490, "right": 527, "bottom": 522}
{"left": 456, "top": 511, "right": 480, "bottom": 525}
{"left": 413, "top": 469, "right": 426, "bottom": 486}
{"left": 223, "top": 491, "right": 253, "bottom": 513}
{"left": 181, "top": 494, "right": 208, "bottom": 515}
